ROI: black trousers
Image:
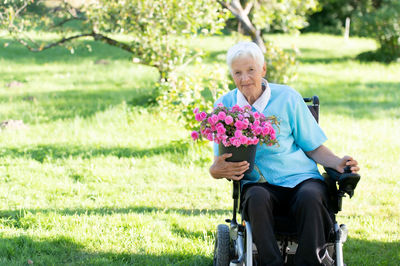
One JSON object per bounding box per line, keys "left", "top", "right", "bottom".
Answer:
{"left": 242, "top": 179, "right": 333, "bottom": 266}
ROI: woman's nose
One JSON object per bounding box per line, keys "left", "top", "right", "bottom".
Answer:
{"left": 241, "top": 74, "right": 250, "bottom": 82}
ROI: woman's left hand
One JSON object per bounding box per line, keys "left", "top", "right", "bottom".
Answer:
{"left": 336, "top": 156, "right": 359, "bottom": 174}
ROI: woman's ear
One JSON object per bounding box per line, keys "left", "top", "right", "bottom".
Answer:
{"left": 262, "top": 62, "right": 267, "bottom": 77}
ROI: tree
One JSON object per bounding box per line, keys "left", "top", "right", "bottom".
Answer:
{"left": 217, "top": 0, "right": 319, "bottom": 52}
{"left": 353, "top": 0, "right": 400, "bottom": 62}
{"left": 303, "top": 0, "right": 360, "bottom": 34}
{"left": 0, "top": 0, "right": 226, "bottom": 79}
{"left": 302, "top": 0, "right": 400, "bottom": 62}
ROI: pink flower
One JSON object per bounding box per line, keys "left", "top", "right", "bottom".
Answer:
{"left": 251, "top": 137, "right": 259, "bottom": 145}
{"left": 254, "top": 112, "right": 261, "bottom": 119}
{"left": 240, "top": 135, "right": 248, "bottom": 145}
{"left": 191, "top": 131, "right": 199, "bottom": 141}
{"left": 217, "top": 126, "right": 226, "bottom": 135}
{"left": 193, "top": 107, "right": 199, "bottom": 114}
{"left": 234, "top": 130, "right": 242, "bottom": 138}
{"left": 254, "top": 126, "right": 262, "bottom": 135}
{"left": 262, "top": 126, "right": 272, "bottom": 136}
{"left": 242, "top": 119, "right": 249, "bottom": 128}
{"left": 232, "top": 105, "right": 243, "bottom": 112}
{"left": 208, "top": 114, "right": 218, "bottom": 125}
{"left": 222, "top": 139, "right": 230, "bottom": 147}
{"left": 235, "top": 120, "right": 247, "bottom": 130}
{"left": 211, "top": 114, "right": 219, "bottom": 124}
{"left": 217, "top": 103, "right": 224, "bottom": 107}
{"left": 225, "top": 115, "right": 233, "bottom": 125}
{"left": 218, "top": 111, "right": 226, "bottom": 121}
{"left": 195, "top": 113, "right": 202, "bottom": 121}
{"left": 231, "top": 137, "right": 241, "bottom": 147}
{"left": 238, "top": 114, "right": 244, "bottom": 120}
{"left": 200, "top": 112, "right": 207, "bottom": 120}
{"left": 206, "top": 133, "right": 213, "bottom": 141}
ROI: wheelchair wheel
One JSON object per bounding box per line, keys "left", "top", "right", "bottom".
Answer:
{"left": 213, "top": 224, "right": 231, "bottom": 266}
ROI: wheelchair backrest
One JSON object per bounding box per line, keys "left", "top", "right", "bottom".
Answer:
{"left": 303, "top": 96, "right": 319, "bottom": 123}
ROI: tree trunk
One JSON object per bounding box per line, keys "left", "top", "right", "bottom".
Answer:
{"left": 219, "top": 0, "right": 266, "bottom": 53}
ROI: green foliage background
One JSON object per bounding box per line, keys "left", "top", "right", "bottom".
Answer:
{"left": 0, "top": 31, "right": 399, "bottom": 265}
{"left": 0, "top": 1, "right": 399, "bottom": 265}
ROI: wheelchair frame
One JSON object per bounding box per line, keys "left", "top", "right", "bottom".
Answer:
{"left": 213, "top": 96, "right": 361, "bottom": 266}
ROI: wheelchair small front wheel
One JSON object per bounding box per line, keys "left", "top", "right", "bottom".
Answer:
{"left": 213, "top": 224, "right": 231, "bottom": 266}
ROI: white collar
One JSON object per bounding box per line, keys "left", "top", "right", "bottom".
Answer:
{"left": 236, "top": 78, "right": 271, "bottom": 113}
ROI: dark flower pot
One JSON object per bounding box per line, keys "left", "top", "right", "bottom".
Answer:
{"left": 219, "top": 143, "right": 257, "bottom": 175}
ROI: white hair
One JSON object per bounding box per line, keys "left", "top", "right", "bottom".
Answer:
{"left": 226, "top": 41, "right": 264, "bottom": 74}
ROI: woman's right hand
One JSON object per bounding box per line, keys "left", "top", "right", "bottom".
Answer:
{"left": 209, "top": 153, "right": 249, "bottom": 181}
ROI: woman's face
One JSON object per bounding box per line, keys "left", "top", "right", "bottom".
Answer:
{"left": 231, "top": 56, "right": 266, "bottom": 97}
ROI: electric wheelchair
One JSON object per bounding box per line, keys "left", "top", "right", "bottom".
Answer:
{"left": 213, "top": 96, "right": 361, "bottom": 266}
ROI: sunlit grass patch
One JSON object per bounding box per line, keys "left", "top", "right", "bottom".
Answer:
{"left": 0, "top": 32, "right": 399, "bottom": 265}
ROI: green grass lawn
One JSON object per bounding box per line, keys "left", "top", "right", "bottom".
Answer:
{"left": 0, "top": 32, "right": 399, "bottom": 265}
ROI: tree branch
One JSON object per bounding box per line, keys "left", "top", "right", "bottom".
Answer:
{"left": 243, "top": 1, "right": 254, "bottom": 16}
{"left": 217, "top": 0, "right": 228, "bottom": 9}
{"left": 91, "top": 32, "right": 133, "bottom": 53}
{"left": 217, "top": 0, "right": 266, "bottom": 52}
{"left": 13, "top": 31, "right": 136, "bottom": 54}
{"left": 218, "top": 0, "right": 240, "bottom": 17}
{"left": 16, "top": 33, "right": 94, "bottom": 52}
{"left": 231, "top": 0, "right": 242, "bottom": 12}
{"left": 14, "top": 1, "right": 29, "bottom": 17}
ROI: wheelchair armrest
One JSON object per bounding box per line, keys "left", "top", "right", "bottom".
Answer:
{"left": 324, "top": 167, "right": 361, "bottom": 198}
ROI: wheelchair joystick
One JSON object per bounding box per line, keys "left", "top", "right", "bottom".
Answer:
{"left": 339, "top": 164, "right": 360, "bottom": 199}
{"left": 343, "top": 165, "right": 352, "bottom": 174}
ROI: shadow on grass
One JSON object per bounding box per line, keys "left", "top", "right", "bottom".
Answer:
{"left": 299, "top": 81, "right": 400, "bottom": 119}
{"left": 0, "top": 86, "right": 157, "bottom": 123}
{"left": 356, "top": 49, "right": 400, "bottom": 64}
{"left": 0, "top": 205, "right": 231, "bottom": 222}
{"left": 298, "top": 55, "right": 355, "bottom": 64}
{"left": 0, "top": 234, "right": 211, "bottom": 265}
{"left": 0, "top": 222, "right": 397, "bottom": 265}
{"left": 297, "top": 48, "right": 357, "bottom": 64}
{"left": 0, "top": 38, "right": 131, "bottom": 64}
{"left": 344, "top": 237, "right": 400, "bottom": 265}
{"left": 0, "top": 142, "right": 191, "bottom": 163}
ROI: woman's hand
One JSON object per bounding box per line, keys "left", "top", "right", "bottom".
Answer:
{"left": 306, "top": 145, "right": 360, "bottom": 174}
{"left": 336, "top": 156, "right": 360, "bottom": 174}
{"left": 209, "top": 153, "right": 249, "bottom": 181}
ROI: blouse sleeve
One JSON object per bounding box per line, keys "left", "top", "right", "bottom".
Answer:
{"left": 290, "top": 93, "right": 327, "bottom": 152}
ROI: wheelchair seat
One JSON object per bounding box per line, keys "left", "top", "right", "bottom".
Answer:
{"left": 213, "top": 96, "right": 361, "bottom": 266}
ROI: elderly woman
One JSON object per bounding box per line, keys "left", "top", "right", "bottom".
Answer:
{"left": 209, "top": 42, "right": 360, "bottom": 266}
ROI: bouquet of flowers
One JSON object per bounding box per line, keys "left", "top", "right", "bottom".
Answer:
{"left": 191, "top": 103, "right": 279, "bottom": 148}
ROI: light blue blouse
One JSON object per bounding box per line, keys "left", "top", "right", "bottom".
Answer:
{"left": 213, "top": 83, "right": 327, "bottom": 188}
